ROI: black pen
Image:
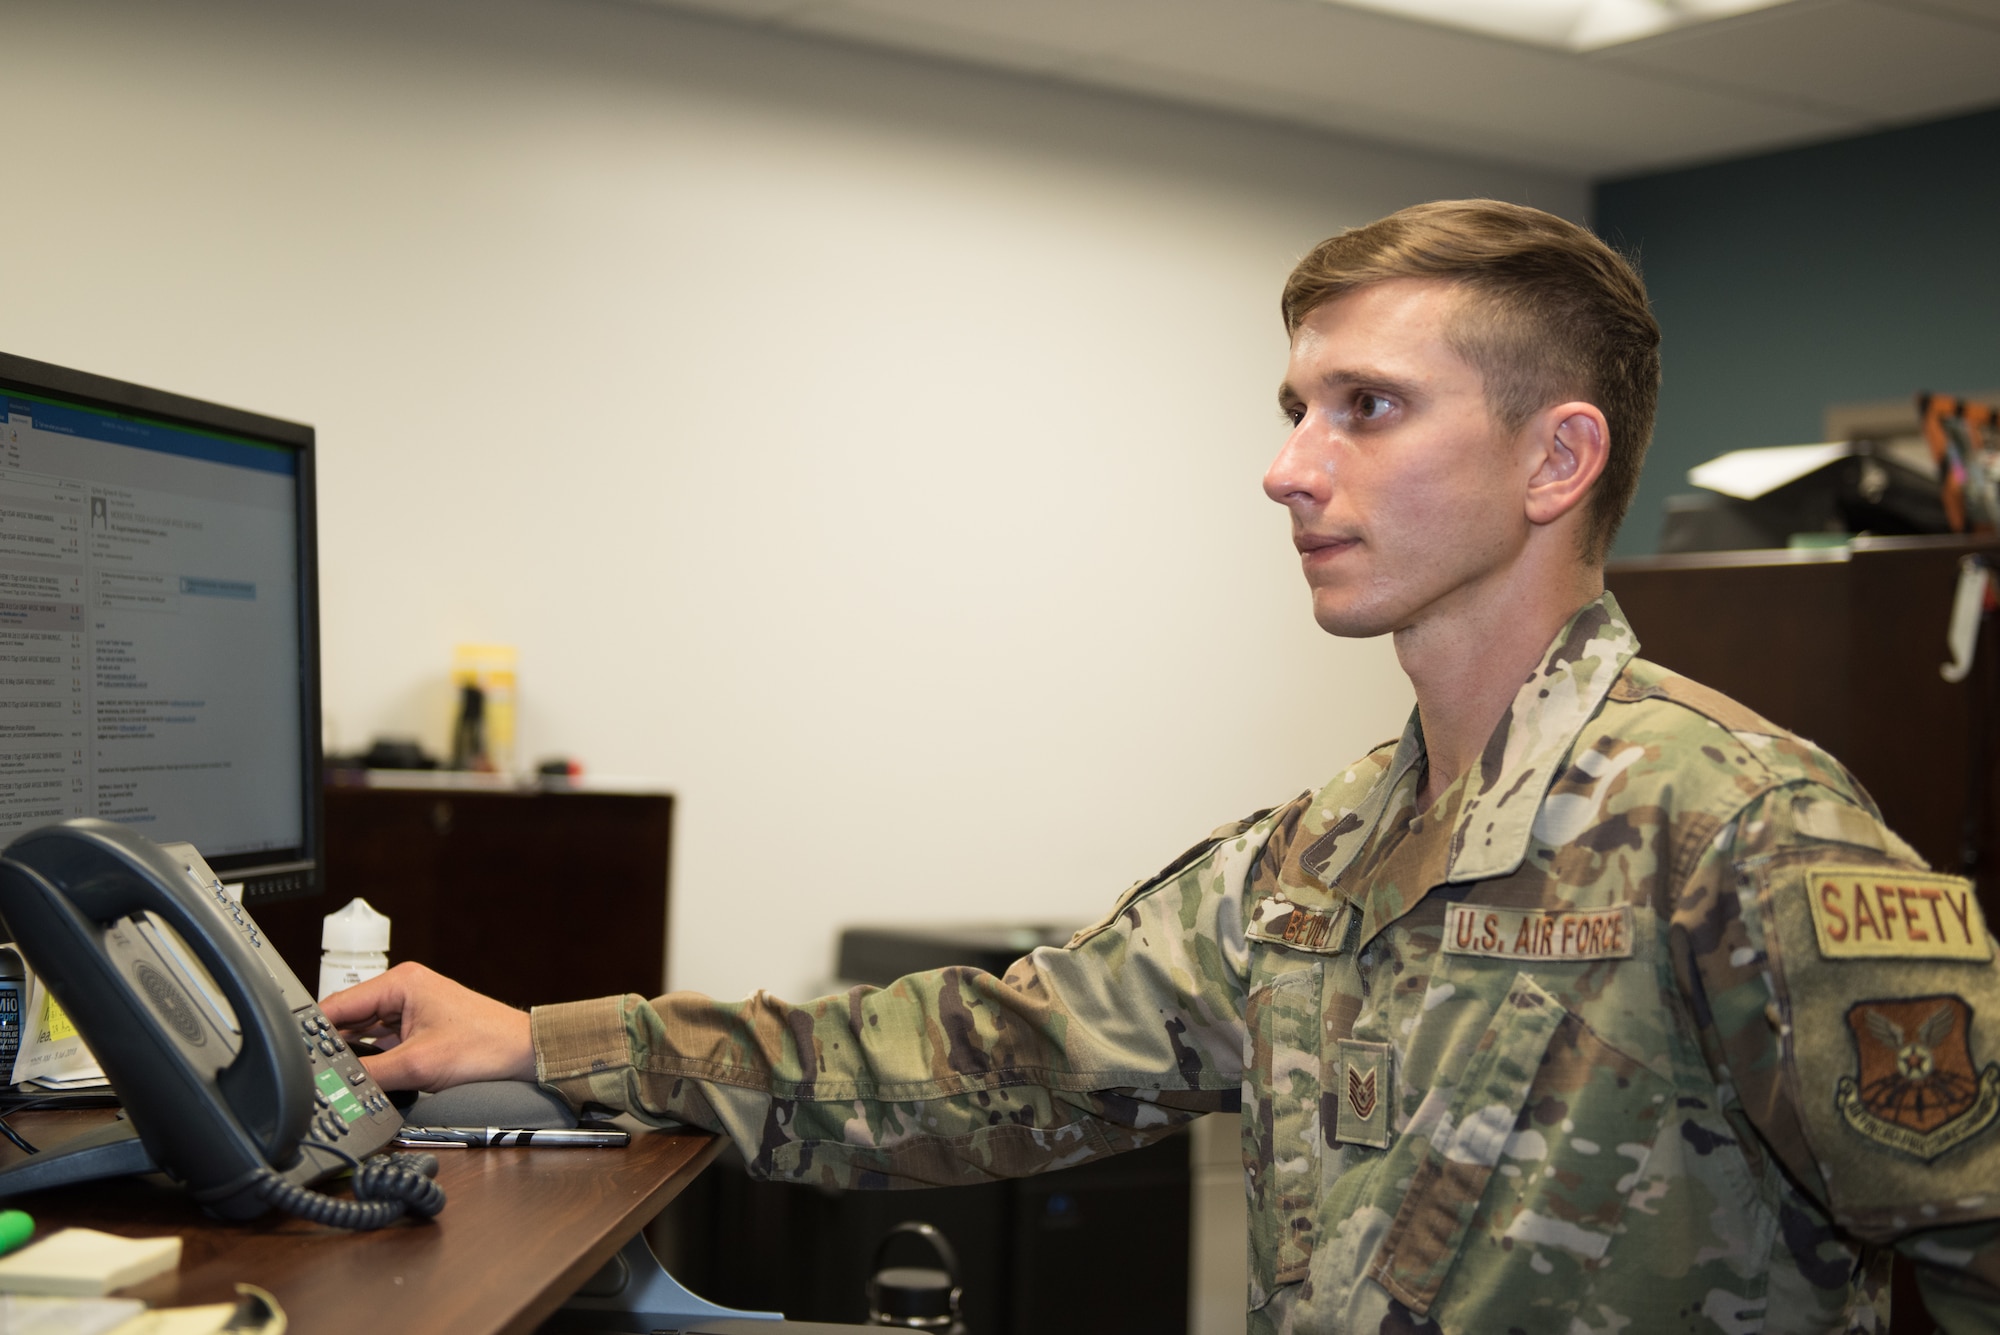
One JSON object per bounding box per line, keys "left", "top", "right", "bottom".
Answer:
{"left": 394, "top": 1126, "right": 630, "bottom": 1148}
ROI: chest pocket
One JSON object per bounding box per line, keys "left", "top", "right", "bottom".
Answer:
{"left": 1367, "top": 970, "right": 1672, "bottom": 1324}
{"left": 1243, "top": 957, "right": 1325, "bottom": 1301}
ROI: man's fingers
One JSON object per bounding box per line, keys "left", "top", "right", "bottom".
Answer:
{"left": 322, "top": 961, "right": 442, "bottom": 1029}
{"left": 319, "top": 971, "right": 404, "bottom": 1028}
{"left": 320, "top": 962, "right": 533, "bottom": 1091}
{"left": 355, "top": 1044, "right": 429, "bottom": 1093}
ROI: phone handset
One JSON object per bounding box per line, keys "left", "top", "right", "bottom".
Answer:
{"left": 0, "top": 819, "right": 440, "bottom": 1227}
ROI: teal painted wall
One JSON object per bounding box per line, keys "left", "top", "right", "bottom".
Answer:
{"left": 1594, "top": 106, "right": 2000, "bottom": 559}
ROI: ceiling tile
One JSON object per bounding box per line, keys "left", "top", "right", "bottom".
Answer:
{"left": 782, "top": 3, "right": 1091, "bottom": 74}
{"left": 797, "top": 0, "right": 1198, "bottom": 63}
{"left": 1597, "top": 0, "right": 2000, "bottom": 120}
{"left": 1087, "top": 54, "right": 1850, "bottom": 172}
{"left": 1081, "top": 0, "right": 1854, "bottom": 171}
{"left": 629, "top": 0, "right": 1991, "bottom": 175}
{"left": 639, "top": 0, "right": 819, "bottom": 22}
{"left": 1878, "top": 0, "right": 2000, "bottom": 29}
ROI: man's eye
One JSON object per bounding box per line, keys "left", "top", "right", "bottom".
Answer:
{"left": 1354, "top": 392, "right": 1393, "bottom": 420}
{"left": 1282, "top": 404, "right": 1305, "bottom": 426}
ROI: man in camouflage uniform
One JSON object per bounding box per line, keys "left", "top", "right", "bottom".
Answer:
{"left": 326, "top": 200, "right": 2000, "bottom": 1332}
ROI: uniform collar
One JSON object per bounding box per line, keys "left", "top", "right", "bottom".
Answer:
{"left": 1306, "top": 592, "right": 1641, "bottom": 896}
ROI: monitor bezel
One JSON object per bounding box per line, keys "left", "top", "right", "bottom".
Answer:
{"left": 0, "top": 350, "right": 323, "bottom": 904}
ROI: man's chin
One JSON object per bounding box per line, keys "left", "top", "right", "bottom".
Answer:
{"left": 1311, "top": 601, "right": 1398, "bottom": 640}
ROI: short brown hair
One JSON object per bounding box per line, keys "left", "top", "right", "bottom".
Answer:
{"left": 1282, "top": 200, "right": 1660, "bottom": 563}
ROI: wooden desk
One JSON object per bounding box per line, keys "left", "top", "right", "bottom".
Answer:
{"left": 0, "top": 1111, "right": 720, "bottom": 1335}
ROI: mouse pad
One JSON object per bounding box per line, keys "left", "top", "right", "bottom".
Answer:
{"left": 403, "top": 1080, "right": 578, "bottom": 1129}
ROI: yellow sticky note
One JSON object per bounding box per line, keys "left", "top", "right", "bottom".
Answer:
{"left": 0, "top": 1228, "right": 180, "bottom": 1296}
{"left": 37, "top": 995, "right": 76, "bottom": 1045}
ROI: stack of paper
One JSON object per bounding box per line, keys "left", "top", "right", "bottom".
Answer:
{"left": 0, "top": 1294, "right": 263, "bottom": 1334}
{"left": 8, "top": 979, "right": 108, "bottom": 1093}
{"left": 0, "top": 1293, "right": 144, "bottom": 1334}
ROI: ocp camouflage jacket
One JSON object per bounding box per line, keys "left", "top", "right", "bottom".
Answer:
{"left": 534, "top": 595, "right": 2000, "bottom": 1333}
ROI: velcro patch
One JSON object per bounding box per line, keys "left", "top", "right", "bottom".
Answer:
{"left": 1247, "top": 893, "right": 1349, "bottom": 954}
{"left": 1441, "top": 904, "right": 1633, "bottom": 962}
{"left": 1336, "top": 1039, "right": 1391, "bottom": 1149}
{"left": 1835, "top": 995, "right": 2000, "bottom": 1160}
{"left": 1805, "top": 867, "right": 1991, "bottom": 961}
{"left": 1759, "top": 858, "right": 2000, "bottom": 1223}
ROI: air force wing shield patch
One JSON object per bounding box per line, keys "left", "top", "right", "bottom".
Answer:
{"left": 1836, "top": 996, "right": 2000, "bottom": 1161}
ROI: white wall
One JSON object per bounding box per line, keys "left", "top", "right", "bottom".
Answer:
{"left": 1, "top": 0, "right": 1587, "bottom": 1002}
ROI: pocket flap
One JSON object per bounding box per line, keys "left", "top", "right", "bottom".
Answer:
{"left": 1368, "top": 971, "right": 1564, "bottom": 1315}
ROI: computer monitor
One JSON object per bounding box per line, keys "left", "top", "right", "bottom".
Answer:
{"left": 0, "top": 352, "right": 321, "bottom": 903}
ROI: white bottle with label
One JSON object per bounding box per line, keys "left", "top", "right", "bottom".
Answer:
{"left": 317, "top": 897, "right": 391, "bottom": 1000}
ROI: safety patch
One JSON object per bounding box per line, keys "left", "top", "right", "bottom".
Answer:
{"left": 1247, "top": 894, "right": 1349, "bottom": 954}
{"left": 1335, "top": 1039, "right": 1391, "bottom": 1148}
{"left": 1835, "top": 996, "right": 2000, "bottom": 1160}
{"left": 1440, "top": 903, "right": 1633, "bottom": 961}
{"left": 1806, "top": 867, "right": 1991, "bottom": 961}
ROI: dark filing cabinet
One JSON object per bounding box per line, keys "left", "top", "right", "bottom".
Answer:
{"left": 1607, "top": 534, "right": 2000, "bottom": 926}
{"left": 652, "top": 924, "right": 1193, "bottom": 1335}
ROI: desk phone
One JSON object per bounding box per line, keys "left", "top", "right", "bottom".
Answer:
{"left": 0, "top": 819, "right": 439, "bottom": 1227}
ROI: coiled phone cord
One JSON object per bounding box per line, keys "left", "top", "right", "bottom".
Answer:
{"left": 251, "top": 1146, "right": 446, "bottom": 1230}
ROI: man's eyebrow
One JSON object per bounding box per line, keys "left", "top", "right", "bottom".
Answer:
{"left": 1280, "top": 367, "right": 1422, "bottom": 404}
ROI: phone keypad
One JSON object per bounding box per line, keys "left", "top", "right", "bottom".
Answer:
{"left": 299, "top": 1008, "right": 398, "bottom": 1155}
{"left": 308, "top": 1079, "right": 394, "bottom": 1144}
{"left": 162, "top": 844, "right": 403, "bottom": 1187}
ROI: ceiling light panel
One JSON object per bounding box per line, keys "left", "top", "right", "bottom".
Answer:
{"left": 1324, "top": 0, "right": 1803, "bottom": 50}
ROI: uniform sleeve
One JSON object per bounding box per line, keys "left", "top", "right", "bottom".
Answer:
{"left": 528, "top": 803, "right": 1298, "bottom": 1189}
{"left": 1673, "top": 778, "right": 2000, "bottom": 1325}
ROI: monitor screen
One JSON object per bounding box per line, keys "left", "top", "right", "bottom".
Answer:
{"left": 0, "top": 352, "right": 320, "bottom": 903}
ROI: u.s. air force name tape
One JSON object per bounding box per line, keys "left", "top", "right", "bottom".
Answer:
{"left": 1805, "top": 866, "right": 1991, "bottom": 962}
{"left": 1440, "top": 903, "right": 1633, "bottom": 961}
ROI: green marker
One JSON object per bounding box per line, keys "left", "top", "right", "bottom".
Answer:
{"left": 0, "top": 1210, "right": 32, "bottom": 1256}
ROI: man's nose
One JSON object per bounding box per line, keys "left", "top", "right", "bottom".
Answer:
{"left": 1263, "top": 427, "right": 1327, "bottom": 508}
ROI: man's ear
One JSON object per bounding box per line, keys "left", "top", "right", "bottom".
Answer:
{"left": 1524, "top": 403, "right": 1609, "bottom": 528}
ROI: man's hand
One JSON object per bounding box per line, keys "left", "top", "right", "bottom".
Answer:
{"left": 320, "top": 962, "right": 535, "bottom": 1092}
